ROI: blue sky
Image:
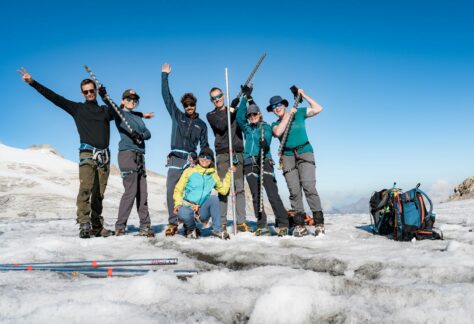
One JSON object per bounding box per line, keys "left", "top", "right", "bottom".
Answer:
{"left": 1, "top": 0, "right": 473, "bottom": 208}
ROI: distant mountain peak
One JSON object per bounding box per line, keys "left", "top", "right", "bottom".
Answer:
{"left": 27, "top": 144, "right": 62, "bottom": 157}
{"left": 449, "top": 176, "right": 474, "bottom": 201}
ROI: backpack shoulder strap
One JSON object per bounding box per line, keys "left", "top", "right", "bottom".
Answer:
{"left": 417, "top": 189, "right": 433, "bottom": 216}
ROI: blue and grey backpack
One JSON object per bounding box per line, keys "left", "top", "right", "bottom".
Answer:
{"left": 369, "top": 183, "right": 443, "bottom": 241}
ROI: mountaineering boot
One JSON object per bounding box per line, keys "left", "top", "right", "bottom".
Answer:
{"left": 115, "top": 228, "right": 126, "bottom": 236}
{"left": 185, "top": 228, "right": 200, "bottom": 239}
{"left": 293, "top": 225, "right": 308, "bottom": 237}
{"left": 254, "top": 227, "right": 271, "bottom": 236}
{"left": 79, "top": 223, "right": 91, "bottom": 239}
{"left": 91, "top": 227, "right": 115, "bottom": 237}
{"left": 138, "top": 226, "right": 155, "bottom": 238}
{"left": 165, "top": 224, "right": 178, "bottom": 236}
{"left": 313, "top": 211, "right": 325, "bottom": 236}
{"left": 313, "top": 211, "right": 324, "bottom": 226}
{"left": 277, "top": 227, "right": 289, "bottom": 237}
{"left": 314, "top": 225, "right": 326, "bottom": 236}
{"left": 212, "top": 230, "right": 230, "bottom": 240}
{"left": 237, "top": 223, "right": 252, "bottom": 232}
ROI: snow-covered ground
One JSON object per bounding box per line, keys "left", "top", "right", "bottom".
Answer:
{"left": 0, "top": 144, "right": 473, "bottom": 324}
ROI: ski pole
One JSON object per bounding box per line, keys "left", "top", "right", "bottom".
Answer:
{"left": 259, "top": 123, "right": 265, "bottom": 213}
{"left": 278, "top": 86, "right": 302, "bottom": 170}
{"left": 84, "top": 65, "right": 142, "bottom": 144}
{"left": 225, "top": 67, "right": 238, "bottom": 236}
{"left": 235, "top": 53, "right": 266, "bottom": 98}
{"left": 0, "top": 258, "right": 178, "bottom": 268}
{"left": 0, "top": 266, "right": 197, "bottom": 278}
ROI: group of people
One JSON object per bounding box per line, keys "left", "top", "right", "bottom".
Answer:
{"left": 18, "top": 63, "right": 325, "bottom": 239}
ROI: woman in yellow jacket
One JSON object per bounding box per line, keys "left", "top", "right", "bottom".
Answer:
{"left": 173, "top": 147, "right": 234, "bottom": 239}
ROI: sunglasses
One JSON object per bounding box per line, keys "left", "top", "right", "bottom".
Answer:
{"left": 125, "top": 98, "right": 138, "bottom": 104}
{"left": 82, "top": 89, "right": 96, "bottom": 95}
{"left": 198, "top": 154, "right": 212, "bottom": 160}
{"left": 247, "top": 113, "right": 259, "bottom": 117}
{"left": 271, "top": 102, "right": 284, "bottom": 110}
{"left": 210, "top": 93, "right": 223, "bottom": 101}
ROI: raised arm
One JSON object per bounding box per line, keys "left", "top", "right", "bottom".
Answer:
{"left": 272, "top": 107, "right": 297, "bottom": 138}
{"left": 235, "top": 96, "right": 250, "bottom": 132}
{"left": 299, "top": 89, "right": 323, "bottom": 117}
{"left": 18, "top": 67, "right": 77, "bottom": 116}
{"left": 161, "top": 64, "right": 182, "bottom": 120}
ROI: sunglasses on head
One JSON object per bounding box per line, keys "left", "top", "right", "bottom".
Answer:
{"left": 82, "top": 89, "right": 96, "bottom": 95}
{"left": 125, "top": 97, "right": 138, "bottom": 104}
{"left": 198, "top": 154, "right": 212, "bottom": 160}
{"left": 211, "top": 93, "right": 223, "bottom": 101}
{"left": 271, "top": 102, "right": 284, "bottom": 110}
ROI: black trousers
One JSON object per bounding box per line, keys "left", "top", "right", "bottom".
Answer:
{"left": 244, "top": 159, "right": 289, "bottom": 228}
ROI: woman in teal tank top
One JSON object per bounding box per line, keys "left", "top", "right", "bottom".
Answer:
{"left": 268, "top": 88, "right": 325, "bottom": 237}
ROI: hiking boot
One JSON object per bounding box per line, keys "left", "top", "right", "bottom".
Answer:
{"left": 237, "top": 223, "right": 252, "bottom": 232}
{"left": 138, "top": 226, "right": 155, "bottom": 238}
{"left": 314, "top": 224, "right": 325, "bottom": 236}
{"left": 293, "top": 225, "right": 308, "bottom": 237}
{"left": 79, "top": 223, "right": 91, "bottom": 239}
{"left": 115, "top": 228, "right": 126, "bottom": 236}
{"left": 91, "top": 227, "right": 115, "bottom": 237}
{"left": 255, "top": 227, "right": 271, "bottom": 236}
{"left": 185, "top": 228, "right": 200, "bottom": 239}
{"left": 277, "top": 227, "right": 289, "bottom": 237}
{"left": 212, "top": 230, "right": 230, "bottom": 240}
{"left": 313, "top": 211, "right": 324, "bottom": 226}
{"left": 165, "top": 224, "right": 178, "bottom": 236}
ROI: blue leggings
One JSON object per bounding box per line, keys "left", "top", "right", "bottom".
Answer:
{"left": 177, "top": 196, "right": 221, "bottom": 231}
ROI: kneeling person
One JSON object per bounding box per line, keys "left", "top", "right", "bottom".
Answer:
{"left": 173, "top": 148, "right": 233, "bottom": 239}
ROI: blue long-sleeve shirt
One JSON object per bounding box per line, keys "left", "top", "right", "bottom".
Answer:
{"left": 161, "top": 72, "right": 208, "bottom": 156}
{"left": 116, "top": 109, "right": 151, "bottom": 154}
{"left": 235, "top": 97, "right": 273, "bottom": 164}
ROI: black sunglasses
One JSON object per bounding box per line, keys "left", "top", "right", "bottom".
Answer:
{"left": 125, "top": 98, "right": 138, "bottom": 104}
{"left": 82, "top": 89, "right": 96, "bottom": 95}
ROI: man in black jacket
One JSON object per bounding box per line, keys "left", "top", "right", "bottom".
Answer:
{"left": 207, "top": 87, "right": 248, "bottom": 232}
{"left": 161, "top": 63, "right": 209, "bottom": 236}
{"left": 18, "top": 67, "right": 115, "bottom": 239}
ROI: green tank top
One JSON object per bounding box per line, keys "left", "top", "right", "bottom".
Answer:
{"left": 272, "top": 107, "right": 313, "bottom": 156}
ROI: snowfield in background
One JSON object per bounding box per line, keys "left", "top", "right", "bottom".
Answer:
{"left": 0, "top": 144, "right": 473, "bottom": 324}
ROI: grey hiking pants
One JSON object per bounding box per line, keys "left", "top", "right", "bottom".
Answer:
{"left": 116, "top": 151, "right": 150, "bottom": 230}
{"left": 216, "top": 152, "right": 246, "bottom": 226}
{"left": 166, "top": 155, "right": 187, "bottom": 225}
{"left": 282, "top": 152, "right": 322, "bottom": 214}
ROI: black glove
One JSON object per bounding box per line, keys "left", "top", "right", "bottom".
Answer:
{"left": 130, "top": 131, "right": 144, "bottom": 145}
{"left": 98, "top": 86, "right": 107, "bottom": 98}
{"left": 241, "top": 84, "right": 253, "bottom": 98}
{"left": 230, "top": 97, "right": 240, "bottom": 109}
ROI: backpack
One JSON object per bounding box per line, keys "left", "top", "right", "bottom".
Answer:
{"left": 369, "top": 183, "right": 442, "bottom": 241}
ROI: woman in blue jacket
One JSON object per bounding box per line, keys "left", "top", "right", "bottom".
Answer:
{"left": 235, "top": 94, "right": 290, "bottom": 237}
